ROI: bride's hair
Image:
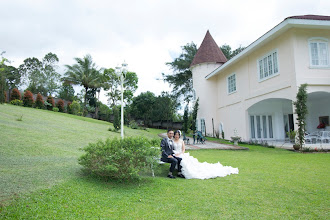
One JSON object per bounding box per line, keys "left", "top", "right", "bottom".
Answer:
{"left": 174, "top": 130, "right": 181, "bottom": 137}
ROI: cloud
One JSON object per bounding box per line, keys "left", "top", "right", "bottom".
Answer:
{"left": 1, "top": 0, "right": 329, "bottom": 105}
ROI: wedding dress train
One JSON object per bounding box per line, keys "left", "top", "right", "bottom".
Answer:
{"left": 173, "top": 140, "right": 239, "bottom": 179}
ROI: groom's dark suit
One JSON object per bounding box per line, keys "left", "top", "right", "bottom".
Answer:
{"left": 161, "top": 137, "right": 182, "bottom": 174}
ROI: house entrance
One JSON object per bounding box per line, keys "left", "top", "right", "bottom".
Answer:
{"left": 250, "top": 115, "right": 274, "bottom": 139}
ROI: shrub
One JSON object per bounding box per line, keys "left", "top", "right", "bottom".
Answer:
{"left": 3, "top": 92, "right": 7, "bottom": 103}
{"left": 78, "top": 137, "right": 160, "bottom": 181}
{"left": 53, "top": 107, "right": 59, "bottom": 112}
{"left": 10, "top": 99, "right": 23, "bottom": 106}
{"left": 129, "top": 120, "right": 139, "bottom": 129}
{"left": 57, "top": 99, "right": 65, "bottom": 112}
{"left": 35, "top": 93, "right": 44, "bottom": 109}
{"left": 11, "top": 88, "right": 21, "bottom": 101}
{"left": 67, "top": 102, "right": 72, "bottom": 114}
{"left": 69, "top": 101, "right": 80, "bottom": 115}
{"left": 46, "top": 95, "right": 55, "bottom": 110}
{"left": 113, "top": 106, "right": 120, "bottom": 131}
{"left": 23, "top": 90, "right": 34, "bottom": 107}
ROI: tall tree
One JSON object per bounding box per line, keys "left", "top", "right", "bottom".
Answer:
{"left": 4, "top": 65, "right": 20, "bottom": 100}
{"left": 104, "top": 68, "right": 138, "bottom": 107}
{"left": 18, "top": 52, "right": 60, "bottom": 96}
{"left": 0, "top": 52, "right": 8, "bottom": 103}
{"left": 58, "top": 82, "right": 75, "bottom": 101}
{"left": 162, "top": 42, "right": 197, "bottom": 102}
{"left": 220, "top": 44, "right": 246, "bottom": 60}
{"left": 64, "top": 54, "right": 102, "bottom": 112}
{"left": 191, "top": 98, "right": 199, "bottom": 132}
{"left": 130, "top": 91, "right": 156, "bottom": 126}
{"left": 182, "top": 104, "right": 189, "bottom": 133}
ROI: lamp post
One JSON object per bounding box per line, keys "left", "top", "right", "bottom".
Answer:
{"left": 115, "top": 61, "right": 127, "bottom": 139}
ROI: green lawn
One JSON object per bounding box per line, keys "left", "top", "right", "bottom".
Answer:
{"left": 0, "top": 104, "right": 329, "bottom": 219}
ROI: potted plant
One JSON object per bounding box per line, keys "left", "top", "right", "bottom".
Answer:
{"left": 286, "top": 130, "right": 296, "bottom": 143}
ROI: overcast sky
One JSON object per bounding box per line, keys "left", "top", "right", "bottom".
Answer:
{"left": 1, "top": 0, "right": 329, "bottom": 105}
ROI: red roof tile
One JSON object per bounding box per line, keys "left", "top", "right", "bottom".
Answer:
{"left": 190, "top": 30, "right": 227, "bottom": 67}
{"left": 285, "top": 15, "right": 330, "bottom": 21}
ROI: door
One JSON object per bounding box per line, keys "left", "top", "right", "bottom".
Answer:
{"left": 250, "top": 115, "right": 273, "bottom": 139}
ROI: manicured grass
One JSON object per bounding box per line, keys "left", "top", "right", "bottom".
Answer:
{"left": 0, "top": 104, "right": 159, "bottom": 203}
{"left": 1, "top": 104, "right": 329, "bottom": 219}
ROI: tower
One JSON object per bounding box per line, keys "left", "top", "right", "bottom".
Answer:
{"left": 190, "top": 30, "right": 227, "bottom": 136}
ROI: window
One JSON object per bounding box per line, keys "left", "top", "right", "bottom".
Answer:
{"left": 227, "top": 73, "right": 236, "bottom": 94}
{"left": 309, "top": 38, "right": 329, "bottom": 67}
{"left": 192, "top": 88, "right": 197, "bottom": 101}
{"left": 200, "top": 118, "right": 205, "bottom": 134}
{"left": 257, "top": 50, "right": 279, "bottom": 81}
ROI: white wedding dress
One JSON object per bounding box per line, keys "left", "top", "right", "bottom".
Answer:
{"left": 173, "top": 140, "right": 239, "bottom": 179}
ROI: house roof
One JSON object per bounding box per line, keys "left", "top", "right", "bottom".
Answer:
{"left": 190, "top": 30, "right": 227, "bottom": 67}
{"left": 205, "top": 15, "right": 330, "bottom": 79}
{"left": 285, "top": 15, "right": 330, "bottom": 21}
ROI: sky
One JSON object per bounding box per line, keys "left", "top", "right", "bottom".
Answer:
{"left": 1, "top": 0, "right": 329, "bottom": 105}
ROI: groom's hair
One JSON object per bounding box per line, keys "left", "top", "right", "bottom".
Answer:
{"left": 167, "top": 129, "right": 173, "bottom": 133}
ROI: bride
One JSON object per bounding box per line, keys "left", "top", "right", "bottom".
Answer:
{"left": 172, "top": 130, "right": 239, "bottom": 179}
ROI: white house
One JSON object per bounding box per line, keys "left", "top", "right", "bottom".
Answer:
{"left": 191, "top": 15, "right": 330, "bottom": 142}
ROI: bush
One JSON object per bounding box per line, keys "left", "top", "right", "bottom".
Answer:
{"left": 35, "top": 93, "right": 44, "bottom": 109}
{"left": 113, "top": 106, "right": 120, "bottom": 131}
{"left": 46, "top": 95, "right": 55, "bottom": 110}
{"left": 11, "top": 88, "right": 21, "bottom": 101}
{"left": 129, "top": 120, "right": 139, "bottom": 129}
{"left": 78, "top": 137, "right": 160, "bottom": 181}
{"left": 23, "top": 90, "right": 34, "bottom": 107}
{"left": 10, "top": 99, "right": 23, "bottom": 106}
{"left": 69, "top": 101, "right": 80, "bottom": 115}
{"left": 57, "top": 99, "right": 65, "bottom": 112}
{"left": 67, "top": 102, "right": 72, "bottom": 114}
{"left": 53, "top": 107, "right": 59, "bottom": 112}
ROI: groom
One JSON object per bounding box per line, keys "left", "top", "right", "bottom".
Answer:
{"left": 160, "top": 129, "right": 183, "bottom": 178}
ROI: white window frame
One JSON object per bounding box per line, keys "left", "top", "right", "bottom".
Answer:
{"left": 308, "top": 37, "right": 329, "bottom": 68}
{"left": 200, "top": 118, "right": 205, "bottom": 134}
{"left": 257, "top": 49, "right": 279, "bottom": 82}
{"left": 227, "top": 73, "right": 237, "bottom": 94}
{"left": 192, "top": 88, "right": 197, "bottom": 101}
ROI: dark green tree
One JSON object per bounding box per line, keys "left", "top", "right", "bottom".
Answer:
{"left": 293, "top": 84, "right": 308, "bottom": 150}
{"left": 220, "top": 44, "right": 246, "bottom": 60}
{"left": 182, "top": 104, "right": 189, "bottom": 133}
{"left": 0, "top": 53, "right": 8, "bottom": 103}
{"left": 191, "top": 98, "right": 199, "bottom": 132}
{"left": 58, "top": 82, "right": 75, "bottom": 101}
{"left": 152, "top": 92, "right": 177, "bottom": 125}
{"left": 18, "top": 53, "right": 60, "bottom": 96}
{"left": 130, "top": 91, "right": 156, "bottom": 126}
{"left": 64, "top": 54, "right": 103, "bottom": 112}
{"left": 162, "top": 42, "right": 197, "bottom": 102}
{"left": 113, "top": 106, "right": 120, "bottom": 131}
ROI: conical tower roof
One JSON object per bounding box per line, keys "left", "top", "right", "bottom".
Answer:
{"left": 190, "top": 30, "right": 227, "bottom": 67}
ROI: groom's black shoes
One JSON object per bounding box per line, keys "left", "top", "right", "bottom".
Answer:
{"left": 167, "top": 174, "right": 176, "bottom": 179}
{"left": 177, "top": 174, "right": 185, "bottom": 178}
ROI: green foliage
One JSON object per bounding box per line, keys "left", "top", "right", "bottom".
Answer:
{"left": 10, "top": 99, "right": 23, "bottom": 106}
{"left": 104, "top": 68, "right": 138, "bottom": 106}
{"left": 56, "top": 99, "right": 65, "bottom": 112}
{"left": 10, "top": 88, "right": 21, "bottom": 100}
{"left": 46, "top": 95, "right": 54, "bottom": 110}
{"left": 191, "top": 98, "right": 199, "bottom": 132}
{"left": 78, "top": 137, "right": 160, "bottom": 181}
{"left": 129, "top": 120, "right": 139, "bottom": 129}
{"left": 69, "top": 101, "right": 80, "bottom": 115}
{"left": 58, "top": 82, "right": 75, "bottom": 101}
{"left": 23, "top": 90, "right": 34, "bottom": 107}
{"left": 113, "top": 106, "right": 120, "bottom": 131}
{"left": 35, "top": 93, "right": 44, "bottom": 109}
{"left": 53, "top": 107, "right": 59, "bottom": 112}
{"left": 182, "top": 105, "right": 189, "bottom": 133}
{"left": 64, "top": 54, "right": 103, "bottom": 112}
{"left": 18, "top": 53, "right": 60, "bottom": 96}
{"left": 130, "top": 91, "right": 156, "bottom": 126}
{"left": 98, "top": 103, "right": 112, "bottom": 121}
{"left": 293, "top": 84, "right": 308, "bottom": 149}
{"left": 163, "top": 42, "right": 197, "bottom": 102}
{"left": 286, "top": 129, "right": 296, "bottom": 142}
{"left": 220, "top": 44, "right": 246, "bottom": 60}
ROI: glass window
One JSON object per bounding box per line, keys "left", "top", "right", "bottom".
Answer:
{"left": 227, "top": 74, "right": 236, "bottom": 94}
{"left": 309, "top": 39, "right": 329, "bottom": 67}
{"left": 268, "top": 116, "right": 273, "bottom": 138}
{"left": 250, "top": 116, "right": 255, "bottom": 139}
{"left": 258, "top": 50, "right": 279, "bottom": 81}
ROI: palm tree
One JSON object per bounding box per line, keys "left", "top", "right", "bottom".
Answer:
{"left": 64, "top": 54, "right": 102, "bottom": 112}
